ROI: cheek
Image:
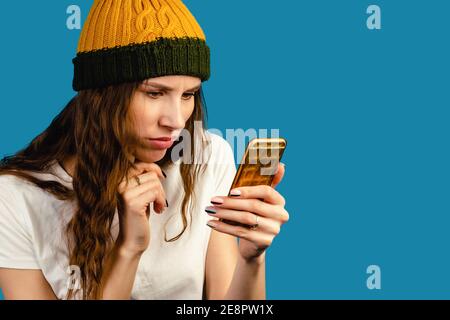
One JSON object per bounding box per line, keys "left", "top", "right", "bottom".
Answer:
{"left": 130, "top": 94, "right": 159, "bottom": 129}
{"left": 183, "top": 101, "right": 196, "bottom": 120}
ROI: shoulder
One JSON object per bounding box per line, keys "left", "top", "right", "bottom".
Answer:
{"left": 0, "top": 170, "right": 58, "bottom": 197}
{"left": 0, "top": 174, "right": 36, "bottom": 201}
{"left": 0, "top": 174, "right": 41, "bottom": 221}
{"left": 0, "top": 174, "right": 45, "bottom": 270}
{"left": 204, "top": 132, "right": 235, "bottom": 165}
{"left": 0, "top": 169, "right": 64, "bottom": 220}
{"left": 207, "top": 131, "right": 229, "bottom": 147}
{"left": 201, "top": 133, "right": 237, "bottom": 193}
{"left": 0, "top": 162, "right": 71, "bottom": 200}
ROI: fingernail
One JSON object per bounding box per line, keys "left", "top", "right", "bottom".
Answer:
{"left": 205, "top": 206, "right": 216, "bottom": 214}
{"left": 162, "top": 170, "right": 167, "bottom": 178}
{"left": 166, "top": 199, "right": 169, "bottom": 207}
{"left": 210, "top": 197, "right": 224, "bottom": 205}
{"left": 229, "top": 189, "right": 241, "bottom": 197}
{"left": 207, "top": 221, "right": 218, "bottom": 229}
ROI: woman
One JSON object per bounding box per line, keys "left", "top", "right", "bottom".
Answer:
{"left": 0, "top": 0, "right": 289, "bottom": 300}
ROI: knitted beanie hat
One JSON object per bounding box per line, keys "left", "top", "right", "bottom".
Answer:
{"left": 72, "top": 0, "right": 210, "bottom": 91}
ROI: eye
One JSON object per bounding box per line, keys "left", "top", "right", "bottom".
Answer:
{"left": 182, "top": 92, "right": 196, "bottom": 100}
{"left": 146, "top": 91, "right": 163, "bottom": 99}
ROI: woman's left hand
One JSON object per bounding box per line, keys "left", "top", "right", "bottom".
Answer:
{"left": 206, "top": 163, "right": 289, "bottom": 263}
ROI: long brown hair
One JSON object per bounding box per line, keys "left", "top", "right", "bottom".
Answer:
{"left": 0, "top": 82, "right": 209, "bottom": 299}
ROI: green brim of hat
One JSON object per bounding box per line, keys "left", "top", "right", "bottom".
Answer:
{"left": 72, "top": 37, "right": 210, "bottom": 91}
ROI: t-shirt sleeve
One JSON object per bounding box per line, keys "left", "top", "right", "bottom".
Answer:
{"left": 0, "top": 182, "right": 40, "bottom": 269}
{"left": 209, "top": 134, "right": 237, "bottom": 197}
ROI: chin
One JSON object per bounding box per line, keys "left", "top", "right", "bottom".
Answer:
{"left": 135, "top": 149, "right": 167, "bottom": 163}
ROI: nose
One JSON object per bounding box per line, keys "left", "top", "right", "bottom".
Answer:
{"left": 159, "top": 97, "right": 186, "bottom": 131}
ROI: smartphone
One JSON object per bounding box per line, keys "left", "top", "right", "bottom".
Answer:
{"left": 219, "top": 137, "right": 287, "bottom": 227}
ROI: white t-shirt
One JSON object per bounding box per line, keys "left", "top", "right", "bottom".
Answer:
{"left": 0, "top": 133, "right": 236, "bottom": 299}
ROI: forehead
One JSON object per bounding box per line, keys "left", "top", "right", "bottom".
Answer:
{"left": 142, "top": 75, "right": 201, "bottom": 89}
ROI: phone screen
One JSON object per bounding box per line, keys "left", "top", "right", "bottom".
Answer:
{"left": 219, "top": 138, "right": 287, "bottom": 227}
{"left": 228, "top": 138, "right": 287, "bottom": 192}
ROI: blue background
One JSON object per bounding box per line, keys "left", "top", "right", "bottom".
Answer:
{"left": 1, "top": 0, "right": 449, "bottom": 299}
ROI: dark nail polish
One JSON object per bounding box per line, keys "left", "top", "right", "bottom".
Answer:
{"left": 210, "top": 197, "right": 224, "bottom": 205}
{"left": 166, "top": 199, "right": 169, "bottom": 207}
{"left": 205, "top": 207, "right": 216, "bottom": 214}
{"left": 162, "top": 170, "right": 167, "bottom": 178}
{"left": 229, "top": 189, "right": 241, "bottom": 197}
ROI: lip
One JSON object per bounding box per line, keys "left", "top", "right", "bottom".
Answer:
{"left": 146, "top": 138, "right": 174, "bottom": 149}
{"left": 149, "top": 137, "right": 172, "bottom": 141}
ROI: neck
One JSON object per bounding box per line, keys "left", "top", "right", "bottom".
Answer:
{"left": 60, "top": 156, "right": 76, "bottom": 178}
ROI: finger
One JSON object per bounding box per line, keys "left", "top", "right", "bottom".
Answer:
{"left": 136, "top": 178, "right": 166, "bottom": 197}
{"left": 129, "top": 162, "right": 165, "bottom": 180}
{"left": 122, "top": 175, "right": 167, "bottom": 213}
{"left": 136, "top": 171, "right": 164, "bottom": 185}
{"left": 124, "top": 171, "right": 161, "bottom": 190}
{"left": 205, "top": 207, "right": 280, "bottom": 235}
{"left": 206, "top": 219, "right": 274, "bottom": 249}
{"left": 125, "top": 178, "right": 163, "bottom": 199}
{"left": 143, "top": 174, "right": 168, "bottom": 211}
{"left": 271, "top": 162, "right": 285, "bottom": 188}
{"left": 118, "top": 165, "right": 165, "bottom": 193}
{"left": 210, "top": 197, "right": 289, "bottom": 223}
{"left": 136, "top": 184, "right": 166, "bottom": 214}
{"left": 137, "top": 179, "right": 167, "bottom": 214}
{"left": 228, "top": 184, "right": 285, "bottom": 206}
{"left": 134, "top": 162, "right": 164, "bottom": 176}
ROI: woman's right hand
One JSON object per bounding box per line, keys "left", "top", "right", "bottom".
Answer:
{"left": 116, "top": 162, "right": 167, "bottom": 255}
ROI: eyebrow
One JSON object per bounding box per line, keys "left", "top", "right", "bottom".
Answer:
{"left": 142, "top": 81, "right": 201, "bottom": 92}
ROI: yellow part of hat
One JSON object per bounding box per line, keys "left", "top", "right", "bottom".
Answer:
{"left": 77, "top": 0, "right": 206, "bottom": 53}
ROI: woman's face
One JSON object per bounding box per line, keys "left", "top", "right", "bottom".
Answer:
{"left": 129, "top": 75, "right": 201, "bottom": 163}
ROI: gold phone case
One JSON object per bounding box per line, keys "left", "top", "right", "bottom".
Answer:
{"left": 219, "top": 138, "right": 287, "bottom": 227}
